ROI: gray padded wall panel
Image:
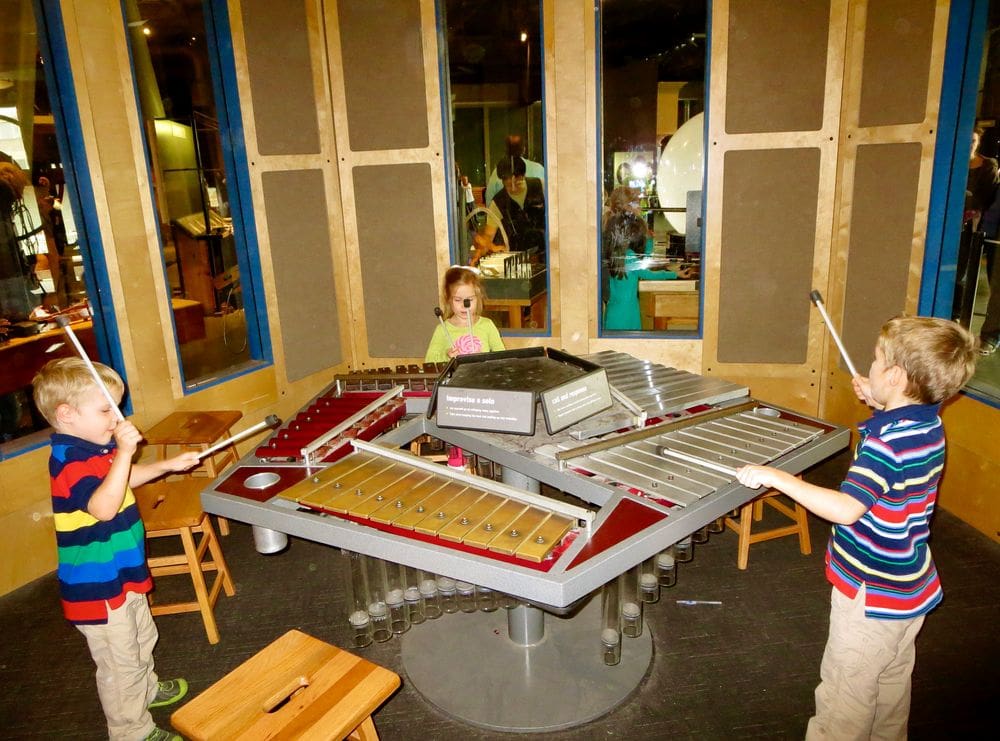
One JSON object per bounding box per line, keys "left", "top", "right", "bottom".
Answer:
{"left": 858, "top": 0, "right": 936, "bottom": 127}
{"left": 241, "top": 0, "right": 321, "bottom": 155}
{"left": 718, "top": 148, "right": 821, "bottom": 364}
{"left": 262, "top": 170, "right": 341, "bottom": 381}
{"left": 338, "top": 0, "right": 429, "bottom": 151}
{"left": 726, "top": 0, "right": 830, "bottom": 134}
{"left": 353, "top": 163, "right": 438, "bottom": 357}
{"left": 842, "top": 143, "right": 922, "bottom": 371}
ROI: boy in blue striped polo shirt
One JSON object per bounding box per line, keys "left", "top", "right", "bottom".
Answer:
{"left": 737, "top": 316, "right": 978, "bottom": 740}
{"left": 33, "top": 358, "right": 201, "bottom": 741}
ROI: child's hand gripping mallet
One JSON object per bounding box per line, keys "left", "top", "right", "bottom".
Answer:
{"left": 195, "top": 414, "right": 282, "bottom": 461}
{"left": 54, "top": 315, "right": 125, "bottom": 421}
{"left": 809, "top": 290, "right": 860, "bottom": 378}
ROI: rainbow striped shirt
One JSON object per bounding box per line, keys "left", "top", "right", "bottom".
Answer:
{"left": 49, "top": 434, "right": 152, "bottom": 625}
{"left": 826, "top": 403, "right": 945, "bottom": 620}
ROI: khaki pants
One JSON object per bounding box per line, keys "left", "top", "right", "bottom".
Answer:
{"left": 77, "top": 591, "right": 159, "bottom": 741}
{"left": 806, "top": 585, "right": 924, "bottom": 741}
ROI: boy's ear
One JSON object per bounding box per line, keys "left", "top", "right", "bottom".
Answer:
{"left": 54, "top": 403, "right": 75, "bottom": 425}
{"left": 887, "top": 364, "right": 907, "bottom": 388}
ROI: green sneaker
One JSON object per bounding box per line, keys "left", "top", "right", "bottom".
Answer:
{"left": 149, "top": 678, "right": 189, "bottom": 709}
{"left": 144, "top": 728, "right": 181, "bottom": 741}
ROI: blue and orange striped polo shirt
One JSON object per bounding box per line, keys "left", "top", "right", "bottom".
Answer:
{"left": 49, "top": 433, "right": 152, "bottom": 625}
{"left": 826, "top": 403, "right": 945, "bottom": 620}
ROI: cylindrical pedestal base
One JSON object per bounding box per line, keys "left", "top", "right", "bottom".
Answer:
{"left": 400, "top": 596, "right": 652, "bottom": 732}
{"left": 252, "top": 526, "right": 288, "bottom": 554}
{"left": 507, "top": 604, "right": 544, "bottom": 646}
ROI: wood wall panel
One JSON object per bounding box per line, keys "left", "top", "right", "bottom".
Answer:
{"left": 353, "top": 163, "right": 439, "bottom": 357}
{"left": 241, "top": 0, "right": 321, "bottom": 155}
{"left": 726, "top": 0, "right": 831, "bottom": 133}
{"left": 841, "top": 142, "right": 922, "bottom": 371}
{"left": 717, "top": 148, "right": 821, "bottom": 363}
{"left": 261, "top": 170, "right": 342, "bottom": 381}
{"left": 857, "top": 0, "right": 936, "bottom": 127}
{"left": 337, "top": 0, "right": 429, "bottom": 151}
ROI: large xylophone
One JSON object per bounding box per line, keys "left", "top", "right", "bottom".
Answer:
{"left": 202, "top": 356, "right": 848, "bottom": 608}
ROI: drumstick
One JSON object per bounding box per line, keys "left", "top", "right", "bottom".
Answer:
{"left": 809, "top": 290, "right": 860, "bottom": 378}
{"left": 196, "top": 414, "right": 281, "bottom": 460}
{"left": 463, "top": 297, "right": 474, "bottom": 339}
{"left": 54, "top": 316, "right": 125, "bottom": 421}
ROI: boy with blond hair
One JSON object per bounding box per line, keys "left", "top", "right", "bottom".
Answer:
{"left": 33, "top": 357, "right": 201, "bottom": 741}
{"left": 737, "top": 316, "right": 978, "bottom": 740}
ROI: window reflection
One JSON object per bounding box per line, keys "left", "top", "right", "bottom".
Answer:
{"left": 600, "top": 0, "right": 706, "bottom": 334}
{"left": 444, "top": 0, "right": 548, "bottom": 331}
{"left": 1, "top": 0, "right": 100, "bottom": 449}
{"left": 125, "top": 0, "right": 254, "bottom": 385}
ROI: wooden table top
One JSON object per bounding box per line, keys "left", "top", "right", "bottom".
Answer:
{"left": 171, "top": 629, "right": 400, "bottom": 740}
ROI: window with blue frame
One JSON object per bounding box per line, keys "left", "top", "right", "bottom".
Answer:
{"left": 598, "top": 0, "right": 706, "bottom": 337}
{"left": 0, "top": 0, "right": 121, "bottom": 455}
{"left": 123, "top": 0, "right": 268, "bottom": 389}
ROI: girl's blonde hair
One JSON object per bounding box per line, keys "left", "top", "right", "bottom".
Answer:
{"left": 440, "top": 266, "right": 486, "bottom": 320}
{"left": 32, "top": 357, "right": 124, "bottom": 426}
{"left": 877, "top": 316, "right": 978, "bottom": 404}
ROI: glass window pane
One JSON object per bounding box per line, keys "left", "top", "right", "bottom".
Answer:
{"left": 443, "top": 0, "right": 548, "bottom": 332}
{"left": 600, "top": 1, "right": 706, "bottom": 335}
{"left": 125, "top": 0, "right": 260, "bottom": 387}
{"left": 1, "top": 1, "right": 104, "bottom": 450}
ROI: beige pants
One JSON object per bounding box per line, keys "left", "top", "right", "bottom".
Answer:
{"left": 806, "top": 585, "right": 924, "bottom": 741}
{"left": 77, "top": 591, "right": 159, "bottom": 741}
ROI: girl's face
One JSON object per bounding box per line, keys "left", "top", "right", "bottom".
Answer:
{"left": 449, "top": 283, "right": 478, "bottom": 323}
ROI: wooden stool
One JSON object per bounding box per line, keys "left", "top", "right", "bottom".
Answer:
{"left": 145, "top": 410, "right": 243, "bottom": 534}
{"left": 136, "top": 478, "right": 236, "bottom": 644}
{"left": 171, "top": 629, "right": 401, "bottom": 740}
{"left": 724, "top": 488, "right": 812, "bottom": 570}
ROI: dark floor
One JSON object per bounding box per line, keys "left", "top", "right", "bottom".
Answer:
{"left": 1, "top": 450, "right": 997, "bottom": 740}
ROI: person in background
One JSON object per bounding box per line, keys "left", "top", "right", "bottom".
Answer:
{"left": 484, "top": 134, "right": 544, "bottom": 204}
{"left": 965, "top": 126, "right": 997, "bottom": 230}
{"left": 33, "top": 357, "right": 201, "bottom": 741}
{"left": 736, "top": 316, "right": 978, "bottom": 740}
{"left": 486, "top": 155, "right": 546, "bottom": 262}
{"left": 602, "top": 211, "right": 691, "bottom": 331}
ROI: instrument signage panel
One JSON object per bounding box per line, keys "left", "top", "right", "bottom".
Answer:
{"left": 540, "top": 369, "right": 612, "bottom": 434}
{"left": 436, "top": 387, "right": 537, "bottom": 435}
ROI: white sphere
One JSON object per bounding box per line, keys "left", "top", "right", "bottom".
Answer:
{"left": 656, "top": 112, "right": 705, "bottom": 235}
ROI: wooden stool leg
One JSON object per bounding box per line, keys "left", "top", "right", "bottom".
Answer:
{"left": 736, "top": 501, "right": 753, "bottom": 570}
{"left": 203, "top": 519, "right": 236, "bottom": 597}
{"left": 180, "top": 525, "right": 221, "bottom": 644}
{"left": 795, "top": 502, "right": 812, "bottom": 555}
{"left": 348, "top": 716, "right": 379, "bottom": 741}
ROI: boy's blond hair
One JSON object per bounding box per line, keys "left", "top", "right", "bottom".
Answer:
{"left": 32, "top": 358, "right": 124, "bottom": 427}
{"left": 877, "top": 316, "right": 978, "bottom": 404}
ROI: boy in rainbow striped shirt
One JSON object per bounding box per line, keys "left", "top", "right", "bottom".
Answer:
{"left": 33, "top": 358, "right": 201, "bottom": 741}
{"left": 737, "top": 316, "right": 978, "bottom": 741}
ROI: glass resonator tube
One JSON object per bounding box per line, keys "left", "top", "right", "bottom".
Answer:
{"left": 343, "top": 550, "right": 372, "bottom": 648}
{"left": 437, "top": 575, "right": 459, "bottom": 614}
{"left": 476, "top": 584, "right": 498, "bottom": 612}
{"left": 640, "top": 556, "right": 660, "bottom": 603}
{"left": 620, "top": 566, "right": 643, "bottom": 638}
{"left": 692, "top": 525, "right": 710, "bottom": 544}
{"left": 456, "top": 580, "right": 477, "bottom": 613}
{"left": 364, "top": 556, "right": 392, "bottom": 642}
{"left": 656, "top": 548, "right": 677, "bottom": 587}
{"left": 420, "top": 573, "right": 442, "bottom": 619}
{"left": 601, "top": 577, "right": 622, "bottom": 666}
{"left": 404, "top": 566, "right": 426, "bottom": 625}
{"left": 385, "top": 561, "right": 409, "bottom": 635}
{"left": 675, "top": 536, "right": 694, "bottom": 562}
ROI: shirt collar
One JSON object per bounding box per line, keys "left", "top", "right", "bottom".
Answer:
{"left": 50, "top": 432, "right": 117, "bottom": 456}
{"left": 861, "top": 402, "right": 941, "bottom": 434}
